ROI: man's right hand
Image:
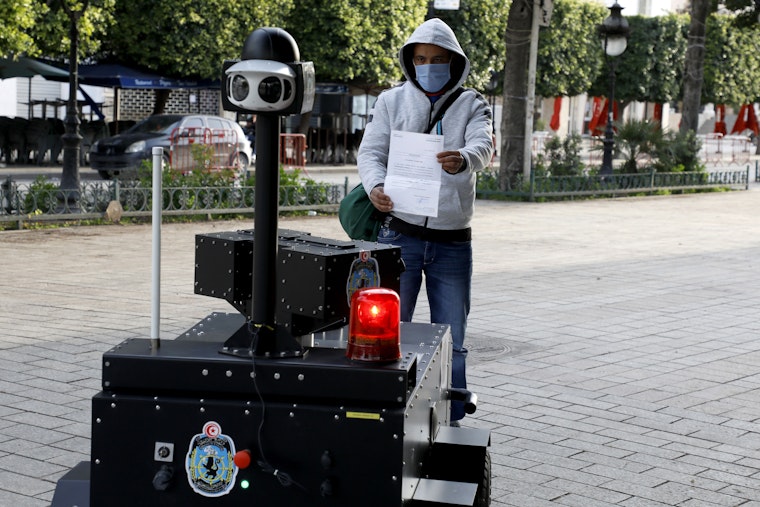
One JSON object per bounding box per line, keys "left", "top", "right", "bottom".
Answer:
{"left": 370, "top": 186, "right": 394, "bottom": 213}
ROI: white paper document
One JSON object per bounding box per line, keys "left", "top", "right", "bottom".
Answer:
{"left": 384, "top": 130, "right": 443, "bottom": 217}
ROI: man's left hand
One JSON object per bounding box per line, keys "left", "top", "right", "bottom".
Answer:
{"left": 437, "top": 150, "right": 465, "bottom": 174}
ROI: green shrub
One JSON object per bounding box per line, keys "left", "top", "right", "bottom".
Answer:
{"left": 535, "top": 134, "right": 585, "bottom": 177}
{"left": 653, "top": 129, "right": 704, "bottom": 173}
{"left": 614, "top": 119, "right": 662, "bottom": 173}
{"left": 23, "top": 176, "right": 58, "bottom": 214}
{"left": 242, "top": 167, "right": 333, "bottom": 207}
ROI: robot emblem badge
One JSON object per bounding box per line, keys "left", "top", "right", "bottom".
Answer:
{"left": 346, "top": 250, "right": 380, "bottom": 306}
{"left": 186, "top": 421, "right": 239, "bottom": 497}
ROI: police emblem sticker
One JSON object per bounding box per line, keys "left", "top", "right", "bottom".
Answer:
{"left": 346, "top": 250, "right": 380, "bottom": 306}
{"left": 186, "top": 421, "right": 238, "bottom": 497}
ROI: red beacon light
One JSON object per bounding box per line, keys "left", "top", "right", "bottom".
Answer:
{"left": 346, "top": 287, "right": 401, "bottom": 362}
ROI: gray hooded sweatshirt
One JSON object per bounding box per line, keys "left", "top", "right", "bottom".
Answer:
{"left": 357, "top": 18, "right": 493, "bottom": 232}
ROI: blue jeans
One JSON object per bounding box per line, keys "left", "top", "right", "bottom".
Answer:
{"left": 378, "top": 224, "right": 471, "bottom": 421}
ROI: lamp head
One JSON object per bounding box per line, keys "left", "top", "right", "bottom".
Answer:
{"left": 598, "top": 2, "right": 630, "bottom": 57}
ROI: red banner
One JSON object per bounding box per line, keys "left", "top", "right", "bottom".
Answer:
{"left": 549, "top": 97, "right": 562, "bottom": 131}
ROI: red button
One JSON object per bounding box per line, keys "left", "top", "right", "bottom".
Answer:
{"left": 233, "top": 450, "right": 252, "bottom": 469}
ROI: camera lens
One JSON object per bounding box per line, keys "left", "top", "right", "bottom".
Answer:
{"left": 231, "top": 75, "right": 249, "bottom": 102}
{"left": 258, "top": 77, "right": 282, "bottom": 104}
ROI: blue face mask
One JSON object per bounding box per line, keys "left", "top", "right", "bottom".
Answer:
{"left": 415, "top": 63, "right": 451, "bottom": 93}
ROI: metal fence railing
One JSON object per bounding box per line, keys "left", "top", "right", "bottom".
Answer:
{"left": 2, "top": 163, "right": 755, "bottom": 228}
{"left": 1, "top": 178, "right": 346, "bottom": 229}
{"left": 477, "top": 166, "right": 751, "bottom": 201}
{"left": 530, "top": 133, "right": 757, "bottom": 169}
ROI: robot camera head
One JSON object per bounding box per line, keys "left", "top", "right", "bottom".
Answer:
{"left": 225, "top": 60, "right": 297, "bottom": 112}
{"left": 221, "top": 28, "right": 315, "bottom": 115}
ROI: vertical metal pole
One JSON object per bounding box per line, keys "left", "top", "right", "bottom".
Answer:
{"left": 151, "top": 147, "right": 163, "bottom": 349}
{"left": 523, "top": 0, "right": 541, "bottom": 180}
{"left": 60, "top": 13, "right": 82, "bottom": 198}
{"left": 601, "top": 57, "right": 617, "bottom": 176}
{"left": 252, "top": 114, "right": 280, "bottom": 334}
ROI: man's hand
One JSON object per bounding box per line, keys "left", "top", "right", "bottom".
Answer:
{"left": 437, "top": 150, "right": 465, "bottom": 174}
{"left": 370, "top": 186, "right": 393, "bottom": 212}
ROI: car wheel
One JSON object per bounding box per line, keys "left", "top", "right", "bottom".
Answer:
{"left": 98, "top": 170, "right": 112, "bottom": 180}
{"left": 237, "top": 152, "right": 249, "bottom": 172}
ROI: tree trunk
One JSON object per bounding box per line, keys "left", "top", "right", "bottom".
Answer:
{"left": 680, "top": 0, "right": 710, "bottom": 134}
{"left": 499, "top": 0, "right": 533, "bottom": 190}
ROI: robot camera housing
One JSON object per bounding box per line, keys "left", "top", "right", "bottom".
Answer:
{"left": 222, "top": 59, "right": 315, "bottom": 115}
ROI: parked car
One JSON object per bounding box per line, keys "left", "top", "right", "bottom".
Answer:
{"left": 90, "top": 114, "right": 253, "bottom": 180}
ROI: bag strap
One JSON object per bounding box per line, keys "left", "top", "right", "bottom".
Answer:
{"left": 426, "top": 87, "right": 465, "bottom": 133}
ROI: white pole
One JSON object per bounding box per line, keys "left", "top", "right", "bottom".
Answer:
{"left": 523, "top": 0, "right": 541, "bottom": 179}
{"left": 151, "top": 147, "right": 163, "bottom": 348}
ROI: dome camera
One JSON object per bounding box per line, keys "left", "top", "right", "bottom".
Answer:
{"left": 221, "top": 27, "right": 314, "bottom": 115}
{"left": 222, "top": 58, "right": 314, "bottom": 115}
{"left": 224, "top": 60, "right": 297, "bottom": 112}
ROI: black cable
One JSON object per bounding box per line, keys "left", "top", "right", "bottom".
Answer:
{"left": 247, "top": 322, "right": 307, "bottom": 493}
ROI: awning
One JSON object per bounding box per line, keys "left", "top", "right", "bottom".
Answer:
{"left": 0, "top": 57, "right": 69, "bottom": 80}
{"left": 76, "top": 63, "right": 219, "bottom": 89}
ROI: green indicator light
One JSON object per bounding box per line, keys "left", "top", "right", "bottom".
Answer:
{"left": 240, "top": 479, "right": 250, "bottom": 489}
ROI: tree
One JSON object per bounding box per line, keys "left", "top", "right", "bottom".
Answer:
{"left": 0, "top": 0, "right": 44, "bottom": 57}
{"left": 723, "top": 0, "right": 760, "bottom": 27}
{"left": 431, "top": 0, "right": 510, "bottom": 91}
{"left": 703, "top": 13, "right": 760, "bottom": 105}
{"left": 35, "top": 0, "right": 116, "bottom": 196}
{"left": 33, "top": 0, "right": 114, "bottom": 61}
{"left": 500, "top": 0, "right": 606, "bottom": 188}
{"left": 535, "top": 0, "right": 606, "bottom": 98}
{"left": 104, "top": 0, "right": 293, "bottom": 80}
{"left": 499, "top": 0, "right": 533, "bottom": 189}
{"left": 101, "top": 0, "right": 294, "bottom": 114}
{"left": 284, "top": 0, "right": 425, "bottom": 90}
{"left": 713, "top": 0, "right": 760, "bottom": 153}
{"left": 680, "top": 0, "right": 711, "bottom": 134}
{"left": 647, "top": 14, "right": 688, "bottom": 104}
{"left": 588, "top": 14, "right": 687, "bottom": 105}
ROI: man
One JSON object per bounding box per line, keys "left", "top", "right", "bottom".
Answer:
{"left": 357, "top": 18, "right": 493, "bottom": 424}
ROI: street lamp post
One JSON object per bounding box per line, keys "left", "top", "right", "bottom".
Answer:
{"left": 60, "top": 4, "right": 85, "bottom": 210}
{"left": 598, "top": 2, "right": 629, "bottom": 175}
{"left": 487, "top": 69, "right": 499, "bottom": 132}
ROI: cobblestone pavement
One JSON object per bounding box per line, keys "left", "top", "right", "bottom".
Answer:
{"left": 2, "top": 185, "right": 760, "bottom": 506}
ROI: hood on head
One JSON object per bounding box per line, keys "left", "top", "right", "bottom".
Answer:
{"left": 399, "top": 18, "right": 469, "bottom": 93}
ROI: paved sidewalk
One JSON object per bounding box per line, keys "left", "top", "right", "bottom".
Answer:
{"left": 2, "top": 187, "right": 760, "bottom": 506}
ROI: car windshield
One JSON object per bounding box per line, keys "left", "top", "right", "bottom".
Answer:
{"left": 126, "top": 115, "right": 184, "bottom": 134}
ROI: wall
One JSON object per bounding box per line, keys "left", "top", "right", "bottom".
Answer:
{"left": 116, "top": 88, "right": 220, "bottom": 121}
